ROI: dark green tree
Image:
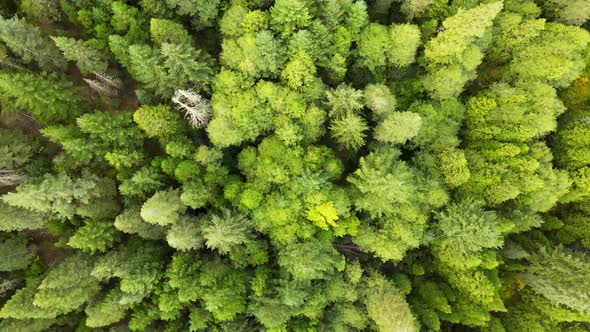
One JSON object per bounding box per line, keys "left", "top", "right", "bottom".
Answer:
{"left": 0, "top": 16, "right": 66, "bottom": 70}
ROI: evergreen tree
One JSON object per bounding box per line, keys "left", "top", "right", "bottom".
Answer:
{"left": 507, "top": 23, "right": 589, "bottom": 88}
{"left": 140, "top": 189, "right": 185, "bottom": 226}
{"left": 166, "top": 215, "right": 204, "bottom": 251}
{"left": 165, "top": 0, "right": 221, "bottom": 30}
{"left": 52, "top": 37, "right": 108, "bottom": 75}
{"left": 422, "top": 2, "right": 503, "bottom": 99}
{"left": 201, "top": 209, "right": 251, "bottom": 255}
{"left": 134, "top": 104, "right": 184, "bottom": 138}
{"left": 347, "top": 147, "right": 446, "bottom": 261}
{"left": 0, "top": 129, "right": 38, "bottom": 186}
{"left": 92, "top": 239, "right": 167, "bottom": 296}
{"left": 365, "top": 273, "right": 419, "bottom": 331}
{"left": 0, "top": 202, "right": 48, "bottom": 231}
{"left": 115, "top": 206, "right": 166, "bottom": 240}
{"left": 523, "top": 246, "right": 590, "bottom": 314}
{"left": 0, "top": 16, "right": 66, "bottom": 70}
{"left": 67, "top": 219, "right": 118, "bottom": 253}
{"left": 0, "top": 72, "right": 86, "bottom": 124}
{"left": 430, "top": 200, "right": 505, "bottom": 270}
{"left": 2, "top": 174, "right": 119, "bottom": 220}
{"left": 374, "top": 111, "right": 422, "bottom": 144}
{"left": 0, "top": 235, "right": 34, "bottom": 271}
{"left": 388, "top": 23, "right": 421, "bottom": 67}
{"left": 33, "top": 253, "right": 100, "bottom": 315}
{"left": 278, "top": 238, "right": 345, "bottom": 281}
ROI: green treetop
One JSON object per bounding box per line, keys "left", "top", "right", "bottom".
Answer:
{"left": 52, "top": 37, "right": 108, "bottom": 75}
{"left": 0, "top": 16, "right": 66, "bottom": 70}
{"left": 0, "top": 72, "right": 86, "bottom": 124}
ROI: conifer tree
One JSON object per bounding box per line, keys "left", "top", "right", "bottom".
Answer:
{"left": 523, "top": 246, "right": 590, "bottom": 314}
{"left": 140, "top": 189, "right": 185, "bottom": 226}
{"left": 430, "top": 200, "right": 505, "bottom": 270}
{"left": 52, "top": 37, "right": 108, "bottom": 75}
{"left": 0, "top": 129, "right": 37, "bottom": 186}
{"left": 421, "top": 2, "right": 503, "bottom": 99}
{"left": 2, "top": 174, "right": 119, "bottom": 220}
{"left": 507, "top": 23, "right": 589, "bottom": 88}
{"left": 347, "top": 147, "right": 446, "bottom": 261}
{"left": 0, "top": 235, "right": 34, "bottom": 271}
{"left": 0, "top": 72, "right": 86, "bottom": 124}
{"left": 201, "top": 209, "right": 251, "bottom": 255}
{"left": 67, "top": 219, "right": 118, "bottom": 253}
{"left": 92, "top": 239, "right": 167, "bottom": 296}
{"left": 165, "top": 0, "right": 221, "bottom": 30}
{"left": 33, "top": 253, "right": 100, "bottom": 315}
{"left": 114, "top": 206, "right": 166, "bottom": 240}
{"left": 0, "top": 16, "right": 66, "bottom": 70}
{"left": 0, "top": 202, "right": 48, "bottom": 231}
{"left": 365, "top": 273, "right": 419, "bottom": 331}
{"left": 166, "top": 215, "right": 204, "bottom": 251}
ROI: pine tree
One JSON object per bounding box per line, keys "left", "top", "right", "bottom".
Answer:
{"left": 0, "top": 16, "right": 66, "bottom": 70}
{"left": 270, "top": 0, "right": 312, "bottom": 38}
{"left": 422, "top": 2, "right": 503, "bottom": 99}
{"left": 33, "top": 253, "right": 100, "bottom": 315}
{"left": 0, "top": 202, "right": 48, "bottom": 231}
{"left": 140, "top": 188, "right": 185, "bottom": 226}
{"left": 166, "top": 253, "right": 249, "bottom": 321}
{"left": 0, "top": 235, "right": 34, "bottom": 271}
{"left": 523, "top": 246, "right": 590, "bottom": 314}
{"left": 356, "top": 23, "right": 390, "bottom": 75}
{"left": 0, "top": 72, "right": 86, "bottom": 124}
{"left": 374, "top": 111, "right": 422, "bottom": 144}
{"left": 278, "top": 238, "right": 345, "bottom": 281}
{"left": 165, "top": 0, "right": 221, "bottom": 30}
{"left": 364, "top": 83, "right": 396, "bottom": 118}
{"left": 85, "top": 287, "right": 138, "bottom": 327}
{"left": 347, "top": 147, "right": 445, "bottom": 261}
{"left": 1, "top": 174, "right": 119, "bottom": 220}
{"left": 507, "top": 23, "right": 589, "bottom": 88}
{"left": 148, "top": 18, "right": 191, "bottom": 46}
{"left": 83, "top": 72, "right": 123, "bottom": 97}
{"left": 166, "top": 215, "right": 204, "bottom": 251}
{"left": 465, "top": 82, "right": 565, "bottom": 143}
{"left": 388, "top": 23, "right": 421, "bottom": 67}
{"left": 365, "top": 273, "right": 419, "bottom": 332}
{"left": 92, "top": 239, "right": 167, "bottom": 296}
{"left": 67, "top": 219, "right": 118, "bottom": 253}
{"left": 201, "top": 209, "right": 251, "bottom": 255}
{"left": 329, "top": 113, "right": 368, "bottom": 151}
{"left": 0, "top": 129, "right": 37, "bottom": 186}
{"left": 52, "top": 36, "right": 108, "bottom": 74}
{"left": 134, "top": 104, "right": 184, "bottom": 138}
{"left": 430, "top": 200, "right": 505, "bottom": 269}
{"left": 114, "top": 206, "right": 166, "bottom": 240}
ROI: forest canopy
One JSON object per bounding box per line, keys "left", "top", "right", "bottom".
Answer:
{"left": 0, "top": 0, "right": 590, "bottom": 331}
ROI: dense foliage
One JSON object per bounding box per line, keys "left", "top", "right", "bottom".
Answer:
{"left": 0, "top": 0, "right": 589, "bottom": 331}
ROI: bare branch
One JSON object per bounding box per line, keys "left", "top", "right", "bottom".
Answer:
{"left": 84, "top": 72, "right": 123, "bottom": 97}
{"left": 0, "top": 169, "right": 27, "bottom": 186}
{"left": 172, "top": 89, "right": 211, "bottom": 128}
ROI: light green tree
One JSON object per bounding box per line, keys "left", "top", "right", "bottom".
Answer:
{"left": 141, "top": 188, "right": 185, "bottom": 226}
